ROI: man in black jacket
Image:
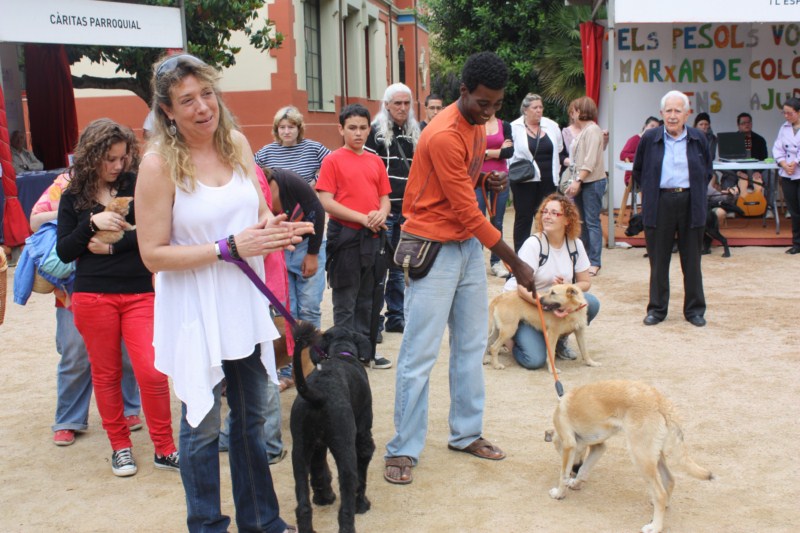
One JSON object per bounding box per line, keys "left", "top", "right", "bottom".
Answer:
{"left": 633, "top": 90, "right": 712, "bottom": 327}
{"left": 366, "top": 83, "right": 421, "bottom": 336}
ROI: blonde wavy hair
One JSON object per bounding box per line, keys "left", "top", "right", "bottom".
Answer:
{"left": 66, "top": 118, "right": 135, "bottom": 210}
{"left": 534, "top": 193, "right": 582, "bottom": 241}
{"left": 149, "top": 54, "right": 245, "bottom": 192}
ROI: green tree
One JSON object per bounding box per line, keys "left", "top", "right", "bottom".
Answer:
{"left": 66, "top": 0, "right": 283, "bottom": 105}
{"left": 422, "top": 0, "right": 600, "bottom": 124}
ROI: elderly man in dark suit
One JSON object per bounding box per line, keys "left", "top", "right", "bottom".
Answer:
{"left": 633, "top": 90, "right": 712, "bottom": 327}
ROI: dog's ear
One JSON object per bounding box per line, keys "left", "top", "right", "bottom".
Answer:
{"left": 566, "top": 286, "right": 579, "bottom": 297}
{"left": 544, "top": 429, "right": 554, "bottom": 442}
{"left": 351, "top": 331, "right": 373, "bottom": 360}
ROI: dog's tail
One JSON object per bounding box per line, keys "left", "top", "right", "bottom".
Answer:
{"left": 664, "top": 412, "right": 714, "bottom": 481}
{"left": 291, "top": 321, "right": 325, "bottom": 408}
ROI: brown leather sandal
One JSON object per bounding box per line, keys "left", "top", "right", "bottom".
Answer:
{"left": 448, "top": 437, "right": 506, "bottom": 461}
{"left": 384, "top": 456, "right": 414, "bottom": 485}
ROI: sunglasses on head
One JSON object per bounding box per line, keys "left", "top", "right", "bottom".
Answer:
{"left": 156, "top": 54, "right": 206, "bottom": 79}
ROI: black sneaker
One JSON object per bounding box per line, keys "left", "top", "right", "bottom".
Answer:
{"left": 154, "top": 450, "right": 180, "bottom": 472}
{"left": 371, "top": 356, "right": 393, "bottom": 369}
{"left": 385, "top": 322, "right": 405, "bottom": 333}
{"left": 112, "top": 447, "right": 138, "bottom": 477}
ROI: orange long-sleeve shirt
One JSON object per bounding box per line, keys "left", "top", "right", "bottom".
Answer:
{"left": 401, "top": 103, "right": 501, "bottom": 247}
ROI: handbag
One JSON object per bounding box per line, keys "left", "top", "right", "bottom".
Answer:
{"left": 560, "top": 129, "right": 586, "bottom": 194}
{"left": 559, "top": 164, "right": 576, "bottom": 194}
{"left": 508, "top": 127, "right": 542, "bottom": 184}
{"left": 508, "top": 159, "right": 537, "bottom": 184}
{"left": 393, "top": 231, "right": 442, "bottom": 284}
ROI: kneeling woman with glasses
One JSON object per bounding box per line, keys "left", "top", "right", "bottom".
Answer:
{"left": 501, "top": 193, "right": 600, "bottom": 369}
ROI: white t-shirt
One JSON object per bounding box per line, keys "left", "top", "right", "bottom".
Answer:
{"left": 504, "top": 233, "right": 590, "bottom": 294}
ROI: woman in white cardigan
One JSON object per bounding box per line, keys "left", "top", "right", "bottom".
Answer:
{"left": 509, "top": 93, "right": 565, "bottom": 252}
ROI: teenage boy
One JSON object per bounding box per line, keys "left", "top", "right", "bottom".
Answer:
{"left": 317, "top": 104, "right": 393, "bottom": 369}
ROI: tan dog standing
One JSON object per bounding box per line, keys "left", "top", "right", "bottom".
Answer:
{"left": 544, "top": 380, "right": 714, "bottom": 533}
{"left": 485, "top": 283, "right": 598, "bottom": 371}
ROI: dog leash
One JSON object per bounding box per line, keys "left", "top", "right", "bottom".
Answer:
{"left": 218, "top": 239, "right": 327, "bottom": 360}
{"left": 533, "top": 291, "right": 564, "bottom": 398}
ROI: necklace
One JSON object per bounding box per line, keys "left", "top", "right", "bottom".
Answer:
{"left": 526, "top": 122, "right": 540, "bottom": 138}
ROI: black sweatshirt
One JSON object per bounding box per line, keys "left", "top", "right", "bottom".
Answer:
{"left": 56, "top": 172, "right": 153, "bottom": 294}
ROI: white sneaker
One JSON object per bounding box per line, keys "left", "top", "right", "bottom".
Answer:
{"left": 491, "top": 263, "right": 509, "bottom": 278}
{"left": 726, "top": 212, "right": 736, "bottom": 219}
{"left": 787, "top": 211, "right": 792, "bottom": 219}
{"left": 765, "top": 210, "right": 774, "bottom": 219}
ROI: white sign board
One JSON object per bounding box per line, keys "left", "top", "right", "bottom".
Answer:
{"left": 0, "top": 0, "right": 182, "bottom": 48}
{"left": 601, "top": 21, "right": 798, "bottom": 205}
{"left": 616, "top": 0, "right": 800, "bottom": 24}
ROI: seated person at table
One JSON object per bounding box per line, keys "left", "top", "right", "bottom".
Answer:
{"left": 721, "top": 112, "right": 769, "bottom": 192}
{"left": 10, "top": 130, "right": 44, "bottom": 174}
{"left": 620, "top": 116, "right": 660, "bottom": 185}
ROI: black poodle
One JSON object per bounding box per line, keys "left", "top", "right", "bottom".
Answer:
{"left": 290, "top": 322, "right": 375, "bottom": 533}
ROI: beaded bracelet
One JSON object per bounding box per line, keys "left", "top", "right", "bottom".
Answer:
{"left": 226, "top": 234, "right": 241, "bottom": 260}
{"left": 89, "top": 214, "right": 99, "bottom": 233}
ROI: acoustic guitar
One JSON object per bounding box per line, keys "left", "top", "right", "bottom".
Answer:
{"left": 735, "top": 176, "right": 767, "bottom": 217}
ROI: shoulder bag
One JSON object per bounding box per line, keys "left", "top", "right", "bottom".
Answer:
{"left": 509, "top": 128, "right": 542, "bottom": 184}
{"left": 559, "top": 130, "right": 585, "bottom": 194}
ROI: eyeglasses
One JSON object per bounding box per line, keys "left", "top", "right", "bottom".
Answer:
{"left": 541, "top": 209, "right": 564, "bottom": 217}
{"left": 156, "top": 54, "right": 206, "bottom": 79}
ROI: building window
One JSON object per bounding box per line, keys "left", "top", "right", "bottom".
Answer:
{"left": 304, "top": 0, "right": 323, "bottom": 110}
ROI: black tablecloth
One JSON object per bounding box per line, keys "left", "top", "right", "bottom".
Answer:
{"left": 16, "top": 170, "right": 64, "bottom": 219}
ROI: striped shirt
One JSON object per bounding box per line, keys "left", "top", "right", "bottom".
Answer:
{"left": 254, "top": 139, "right": 331, "bottom": 184}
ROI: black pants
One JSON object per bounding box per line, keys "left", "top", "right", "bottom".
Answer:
{"left": 510, "top": 178, "right": 556, "bottom": 252}
{"left": 782, "top": 178, "right": 800, "bottom": 247}
{"left": 644, "top": 190, "right": 705, "bottom": 320}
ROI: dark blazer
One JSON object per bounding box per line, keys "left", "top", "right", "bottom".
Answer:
{"left": 632, "top": 126, "right": 711, "bottom": 229}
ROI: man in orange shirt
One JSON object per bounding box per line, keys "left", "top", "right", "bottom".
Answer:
{"left": 384, "top": 52, "right": 536, "bottom": 485}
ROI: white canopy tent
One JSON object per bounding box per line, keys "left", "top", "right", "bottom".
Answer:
{"left": 568, "top": 0, "right": 799, "bottom": 246}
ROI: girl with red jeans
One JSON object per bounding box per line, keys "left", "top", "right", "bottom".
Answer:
{"left": 56, "top": 118, "right": 178, "bottom": 477}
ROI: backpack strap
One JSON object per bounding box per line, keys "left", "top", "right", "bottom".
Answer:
{"left": 533, "top": 232, "right": 549, "bottom": 267}
{"left": 566, "top": 238, "right": 579, "bottom": 283}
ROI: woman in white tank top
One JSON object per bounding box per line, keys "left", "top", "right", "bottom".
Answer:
{"left": 135, "top": 54, "right": 312, "bottom": 533}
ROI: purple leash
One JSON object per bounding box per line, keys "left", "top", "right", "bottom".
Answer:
{"left": 218, "top": 239, "right": 327, "bottom": 360}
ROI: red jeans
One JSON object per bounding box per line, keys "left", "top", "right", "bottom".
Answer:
{"left": 72, "top": 292, "right": 175, "bottom": 455}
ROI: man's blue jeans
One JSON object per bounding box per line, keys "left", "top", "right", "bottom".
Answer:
{"left": 286, "top": 238, "right": 325, "bottom": 328}
{"left": 381, "top": 211, "right": 405, "bottom": 330}
{"left": 512, "top": 292, "right": 600, "bottom": 369}
{"left": 475, "top": 185, "right": 510, "bottom": 265}
{"left": 53, "top": 307, "right": 140, "bottom": 432}
{"left": 179, "top": 346, "right": 286, "bottom": 533}
{"left": 386, "top": 238, "right": 488, "bottom": 462}
{"left": 575, "top": 178, "right": 607, "bottom": 268}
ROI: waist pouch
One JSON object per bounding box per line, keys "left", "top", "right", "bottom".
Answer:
{"left": 393, "top": 231, "right": 442, "bottom": 284}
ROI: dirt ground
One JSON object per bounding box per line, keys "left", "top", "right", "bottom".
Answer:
{"left": 2, "top": 234, "right": 799, "bottom": 532}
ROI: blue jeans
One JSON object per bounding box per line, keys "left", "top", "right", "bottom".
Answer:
{"left": 575, "top": 178, "right": 607, "bottom": 268}
{"left": 286, "top": 238, "right": 325, "bottom": 328}
{"left": 380, "top": 211, "right": 405, "bottom": 330}
{"left": 179, "top": 347, "right": 286, "bottom": 533}
{"left": 512, "top": 292, "right": 600, "bottom": 369}
{"left": 386, "top": 238, "right": 488, "bottom": 462}
{"left": 53, "top": 307, "right": 140, "bottom": 432}
{"left": 475, "top": 186, "right": 510, "bottom": 265}
{"left": 219, "top": 379, "right": 283, "bottom": 461}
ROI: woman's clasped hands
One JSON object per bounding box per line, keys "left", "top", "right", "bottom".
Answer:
{"left": 234, "top": 213, "right": 314, "bottom": 258}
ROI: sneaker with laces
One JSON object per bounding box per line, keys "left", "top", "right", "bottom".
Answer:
{"left": 125, "top": 414, "right": 143, "bottom": 431}
{"left": 154, "top": 450, "right": 180, "bottom": 472}
{"left": 555, "top": 339, "right": 578, "bottom": 361}
{"left": 112, "top": 447, "right": 138, "bottom": 477}
{"left": 53, "top": 429, "right": 75, "bottom": 446}
{"left": 490, "top": 262, "right": 510, "bottom": 278}
{"left": 370, "top": 356, "right": 393, "bottom": 370}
